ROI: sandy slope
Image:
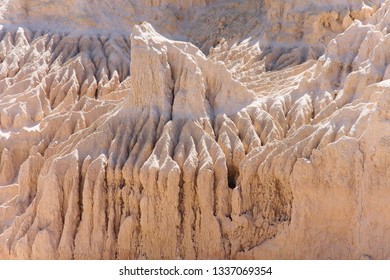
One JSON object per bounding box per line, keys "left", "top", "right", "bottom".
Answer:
{"left": 0, "top": 0, "right": 389, "bottom": 259}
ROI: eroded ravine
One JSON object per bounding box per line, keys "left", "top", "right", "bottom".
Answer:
{"left": 0, "top": 0, "right": 390, "bottom": 260}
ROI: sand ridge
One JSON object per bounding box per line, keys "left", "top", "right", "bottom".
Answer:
{"left": 0, "top": 0, "right": 389, "bottom": 259}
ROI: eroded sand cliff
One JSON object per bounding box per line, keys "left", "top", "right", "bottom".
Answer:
{"left": 0, "top": 0, "right": 389, "bottom": 259}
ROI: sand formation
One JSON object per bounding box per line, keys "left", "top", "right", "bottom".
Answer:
{"left": 0, "top": 0, "right": 389, "bottom": 259}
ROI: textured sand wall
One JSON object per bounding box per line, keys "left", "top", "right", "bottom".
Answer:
{"left": 0, "top": 0, "right": 389, "bottom": 259}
